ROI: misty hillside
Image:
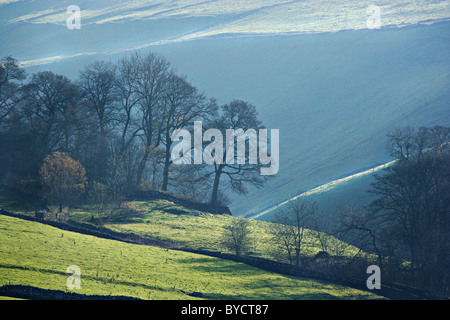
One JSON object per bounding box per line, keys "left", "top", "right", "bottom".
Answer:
{"left": 1, "top": 1, "right": 449, "bottom": 218}
{"left": 135, "top": 22, "right": 450, "bottom": 218}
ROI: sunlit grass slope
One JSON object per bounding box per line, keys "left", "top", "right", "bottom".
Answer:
{"left": 70, "top": 200, "right": 362, "bottom": 261}
{"left": 0, "top": 214, "right": 381, "bottom": 300}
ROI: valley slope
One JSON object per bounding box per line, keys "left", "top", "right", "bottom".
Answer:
{"left": 1, "top": 1, "right": 449, "bottom": 219}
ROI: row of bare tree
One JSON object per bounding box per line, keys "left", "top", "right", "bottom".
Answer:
{"left": 222, "top": 125, "right": 449, "bottom": 298}
{"left": 0, "top": 54, "right": 269, "bottom": 206}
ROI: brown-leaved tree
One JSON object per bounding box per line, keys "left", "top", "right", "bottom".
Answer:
{"left": 39, "top": 152, "right": 87, "bottom": 212}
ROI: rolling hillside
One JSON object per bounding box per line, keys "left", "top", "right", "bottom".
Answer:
{"left": 0, "top": 204, "right": 382, "bottom": 300}
{"left": 7, "top": 21, "right": 450, "bottom": 221}
{"left": 1, "top": 1, "right": 449, "bottom": 223}
{"left": 151, "top": 22, "right": 450, "bottom": 218}
{"left": 0, "top": 0, "right": 447, "bottom": 303}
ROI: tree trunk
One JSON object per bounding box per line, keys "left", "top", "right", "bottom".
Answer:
{"left": 210, "top": 165, "right": 223, "bottom": 206}
{"left": 136, "top": 147, "right": 150, "bottom": 186}
{"left": 161, "top": 142, "right": 171, "bottom": 191}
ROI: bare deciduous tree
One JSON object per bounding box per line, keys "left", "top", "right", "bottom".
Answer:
{"left": 22, "top": 72, "right": 80, "bottom": 156}
{"left": 87, "top": 181, "right": 111, "bottom": 227}
{"left": 79, "top": 61, "right": 119, "bottom": 182}
{"left": 0, "top": 56, "right": 26, "bottom": 123}
{"left": 370, "top": 126, "right": 449, "bottom": 296}
{"left": 336, "top": 205, "right": 385, "bottom": 270}
{"left": 270, "top": 200, "right": 317, "bottom": 267}
{"left": 222, "top": 218, "right": 253, "bottom": 257}
{"left": 127, "top": 52, "right": 172, "bottom": 186}
{"left": 160, "top": 73, "right": 217, "bottom": 191}
{"left": 208, "top": 100, "right": 268, "bottom": 206}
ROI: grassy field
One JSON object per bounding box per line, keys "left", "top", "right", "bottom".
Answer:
{"left": 0, "top": 184, "right": 361, "bottom": 262}
{"left": 0, "top": 214, "right": 382, "bottom": 300}
{"left": 70, "top": 200, "right": 363, "bottom": 262}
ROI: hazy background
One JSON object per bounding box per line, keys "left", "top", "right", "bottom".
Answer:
{"left": 1, "top": 0, "right": 449, "bottom": 219}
